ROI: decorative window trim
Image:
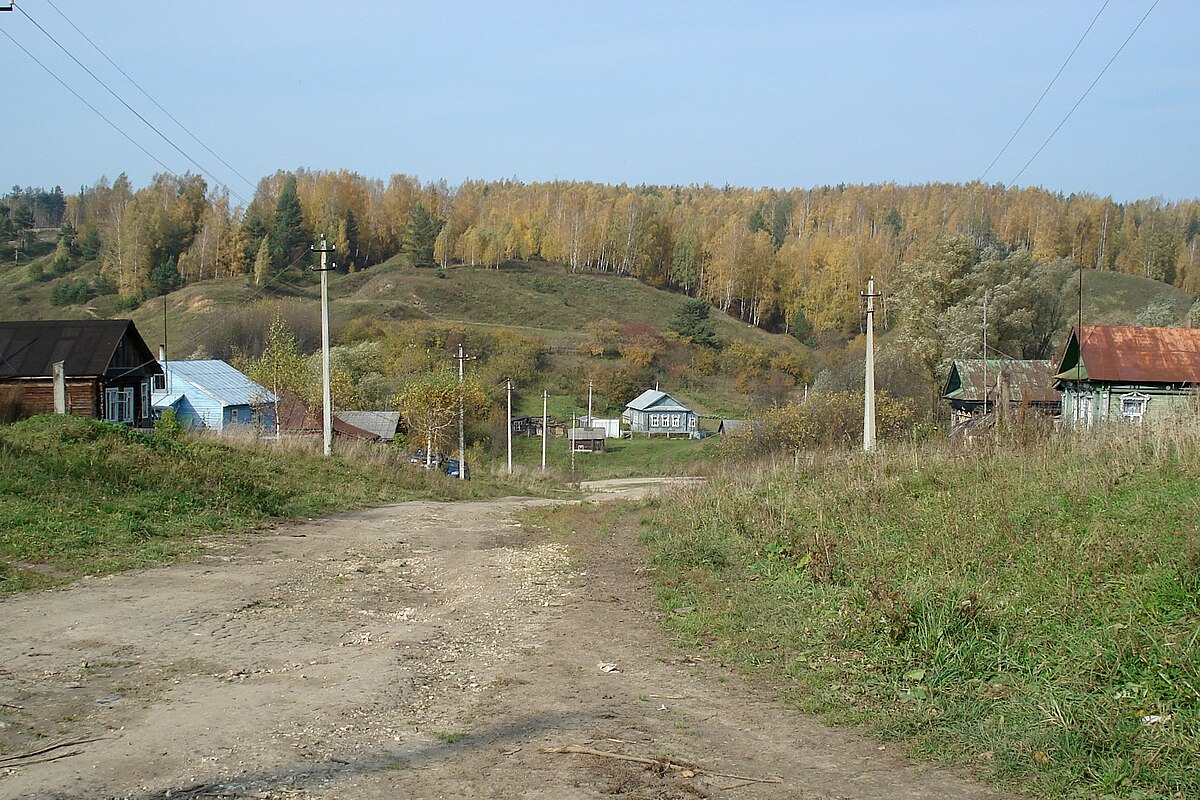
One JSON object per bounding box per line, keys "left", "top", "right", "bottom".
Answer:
{"left": 1119, "top": 392, "right": 1150, "bottom": 422}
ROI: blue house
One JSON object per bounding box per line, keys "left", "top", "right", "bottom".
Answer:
{"left": 152, "top": 360, "right": 275, "bottom": 434}
{"left": 624, "top": 389, "right": 699, "bottom": 437}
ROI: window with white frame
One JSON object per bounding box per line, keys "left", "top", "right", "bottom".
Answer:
{"left": 105, "top": 386, "right": 134, "bottom": 423}
{"left": 1120, "top": 392, "right": 1149, "bottom": 422}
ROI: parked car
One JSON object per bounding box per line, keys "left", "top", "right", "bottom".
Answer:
{"left": 444, "top": 458, "right": 470, "bottom": 480}
{"left": 410, "top": 449, "right": 445, "bottom": 468}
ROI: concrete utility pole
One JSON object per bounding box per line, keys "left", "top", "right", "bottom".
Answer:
{"left": 453, "top": 343, "right": 475, "bottom": 480}
{"left": 541, "top": 389, "right": 548, "bottom": 471}
{"left": 587, "top": 378, "right": 593, "bottom": 427}
{"left": 312, "top": 236, "right": 336, "bottom": 456}
{"left": 506, "top": 378, "right": 513, "bottom": 475}
{"left": 862, "top": 276, "right": 881, "bottom": 452}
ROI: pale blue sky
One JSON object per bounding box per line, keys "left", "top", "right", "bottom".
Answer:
{"left": 1, "top": 1, "right": 1194, "bottom": 203}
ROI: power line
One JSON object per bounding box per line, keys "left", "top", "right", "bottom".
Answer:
{"left": 978, "top": 0, "right": 1110, "bottom": 183}
{"left": 15, "top": 4, "right": 250, "bottom": 206}
{"left": 41, "top": 0, "right": 258, "bottom": 194}
{"left": 0, "top": 25, "right": 176, "bottom": 176}
{"left": 1007, "top": 0, "right": 1160, "bottom": 189}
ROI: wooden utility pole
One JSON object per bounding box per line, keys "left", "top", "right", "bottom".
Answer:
{"left": 862, "top": 276, "right": 881, "bottom": 452}
{"left": 541, "top": 389, "right": 548, "bottom": 471}
{"left": 982, "top": 289, "right": 989, "bottom": 415}
{"left": 312, "top": 236, "right": 336, "bottom": 456}
{"left": 453, "top": 343, "right": 475, "bottom": 480}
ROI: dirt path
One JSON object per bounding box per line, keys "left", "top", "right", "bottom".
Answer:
{"left": 0, "top": 479, "right": 1011, "bottom": 800}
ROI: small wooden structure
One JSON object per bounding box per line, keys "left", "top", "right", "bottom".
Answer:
{"left": 567, "top": 427, "right": 606, "bottom": 452}
{"left": 0, "top": 319, "right": 161, "bottom": 425}
{"left": 718, "top": 419, "right": 744, "bottom": 436}
{"left": 1054, "top": 324, "right": 1200, "bottom": 428}
{"left": 623, "top": 389, "right": 699, "bottom": 437}
{"left": 336, "top": 411, "right": 402, "bottom": 442}
{"left": 941, "top": 359, "right": 1060, "bottom": 432}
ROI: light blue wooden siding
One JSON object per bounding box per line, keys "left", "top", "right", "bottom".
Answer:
{"left": 629, "top": 408, "right": 698, "bottom": 434}
{"left": 183, "top": 385, "right": 225, "bottom": 431}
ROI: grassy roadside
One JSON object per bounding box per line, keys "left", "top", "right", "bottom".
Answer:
{"left": 641, "top": 428, "right": 1199, "bottom": 799}
{"left": 0, "top": 415, "right": 518, "bottom": 594}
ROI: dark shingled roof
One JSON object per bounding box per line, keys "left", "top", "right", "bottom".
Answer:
{"left": 0, "top": 319, "right": 161, "bottom": 379}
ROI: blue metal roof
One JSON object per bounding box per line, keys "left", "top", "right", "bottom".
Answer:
{"left": 157, "top": 360, "right": 274, "bottom": 407}
{"left": 625, "top": 389, "right": 692, "bottom": 413}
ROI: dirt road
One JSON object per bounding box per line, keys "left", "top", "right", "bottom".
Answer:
{"left": 0, "top": 479, "right": 1009, "bottom": 799}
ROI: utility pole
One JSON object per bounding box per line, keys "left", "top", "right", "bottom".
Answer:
{"left": 587, "top": 378, "right": 593, "bottom": 427}
{"left": 453, "top": 343, "right": 475, "bottom": 481}
{"left": 570, "top": 411, "right": 576, "bottom": 475}
{"left": 505, "top": 378, "right": 513, "bottom": 475}
{"left": 982, "top": 289, "right": 989, "bottom": 415}
{"left": 862, "top": 276, "right": 881, "bottom": 452}
{"left": 541, "top": 389, "right": 548, "bottom": 471}
{"left": 312, "top": 236, "right": 336, "bottom": 456}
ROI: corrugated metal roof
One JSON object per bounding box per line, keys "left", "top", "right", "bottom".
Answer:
{"left": 942, "top": 359, "right": 1060, "bottom": 404}
{"left": 162, "top": 360, "right": 274, "bottom": 407}
{"left": 625, "top": 389, "right": 692, "bottom": 412}
{"left": 0, "top": 319, "right": 160, "bottom": 379}
{"left": 335, "top": 411, "right": 401, "bottom": 440}
{"left": 1054, "top": 325, "right": 1200, "bottom": 384}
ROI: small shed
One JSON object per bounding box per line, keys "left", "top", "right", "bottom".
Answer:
{"left": 718, "top": 419, "right": 744, "bottom": 436}
{"left": 623, "top": 389, "right": 699, "bottom": 437}
{"left": 153, "top": 359, "right": 275, "bottom": 433}
{"left": 568, "top": 427, "right": 606, "bottom": 452}
{"left": 0, "top": 319, "right": 161, "bottom": 425}
{"left": 580, "top": 415, "right": 622, "bottom": 438}
{"left": 336, "top": 411, "right": 402, "bottom": 442}
{"left": 1054, "top": 324, "right": 1200, "bottom": 428}
{"left": 941, "top": 359, "right": 1060, "bottom": 431}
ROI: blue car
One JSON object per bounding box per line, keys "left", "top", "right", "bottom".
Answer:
{"left": 444, "top": 458, "right": 470, "bottom": 479}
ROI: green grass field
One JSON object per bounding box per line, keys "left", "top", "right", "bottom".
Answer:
{"left": 642, "top": 429, "right": 1200, "bottom": 799}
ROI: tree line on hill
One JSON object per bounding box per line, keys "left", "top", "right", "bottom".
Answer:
{"left": 9, "top": 172, "right": 1200, "bottom": 344}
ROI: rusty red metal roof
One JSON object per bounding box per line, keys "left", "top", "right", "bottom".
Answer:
{"left": 1055, "top": 325, "right": 1200, "bottom": 384}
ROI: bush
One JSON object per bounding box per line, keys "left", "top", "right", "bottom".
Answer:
{"left": 154, "top": 408, "right": 183, "bottom": 439}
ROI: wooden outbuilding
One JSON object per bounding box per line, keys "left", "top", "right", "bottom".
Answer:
{"left": 0, "top": 319, "right": 161, "bottom": 425}
{"left": 567, "top": 427, "right": 606, "bottom": 452}
{"left": 1054, "top": 324, "right": 1200, "bottom": 428}
{"left": 941, "top": 359, "right": 1060, "bottom": 432}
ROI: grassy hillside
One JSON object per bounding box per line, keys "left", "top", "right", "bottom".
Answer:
{"left": 0, "top": 415, "right": 510, "bottom": 594}
{"left": 1075, "top": 268, "right": 1195, "bottom": 327}
{"left": 642, "top": 430, "right": 1199, "bottom": 799}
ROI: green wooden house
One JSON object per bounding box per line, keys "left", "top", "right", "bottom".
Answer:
{"left": 1054, "top": 324, "right": 1200, "bottom": 428}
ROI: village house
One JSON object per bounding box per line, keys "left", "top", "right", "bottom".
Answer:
{"left": 623, "top": 389, "right": 699, "bottom": 437}
{"left": 0, "top": 319, "right": 161, "bottom": 425}
{"left": 941, "top": 359, "right": 1061, "bottom": 432}
{"left": 1054, "top": 324, "right": 1200, "bottom": 428}
{"left": 153, "top": 359, "right": 276, "bottom": 434}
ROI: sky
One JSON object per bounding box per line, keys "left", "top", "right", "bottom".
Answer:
{"left": 0, "top": 1, "right": 1195, "bottom": 204}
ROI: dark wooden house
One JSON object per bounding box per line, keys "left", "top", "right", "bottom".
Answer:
{"left": 0, "top": 319, "right": 161, "bottom": 425}
{"left": 941, "top": 359, "right": 1060, "bottom": 432}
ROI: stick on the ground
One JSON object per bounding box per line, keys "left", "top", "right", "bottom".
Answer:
{"left": 0, "top": 736, "right": 107, "bottom": 766}
{"left": 540, "top": 744, "right": 782, "bottom": 784}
